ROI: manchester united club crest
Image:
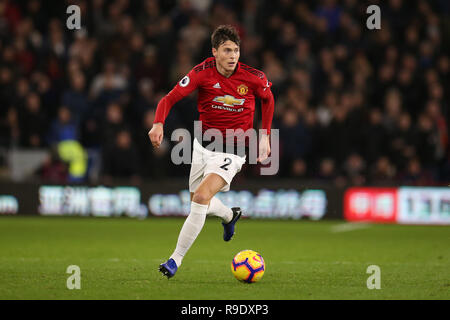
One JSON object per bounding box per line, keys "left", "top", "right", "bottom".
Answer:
{"left": 237, "top": 84, "right": 248, "bottom": 95}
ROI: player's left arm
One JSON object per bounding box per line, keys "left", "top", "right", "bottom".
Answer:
{"left": 255, "top": 76, "right": 275, "bottom": 163}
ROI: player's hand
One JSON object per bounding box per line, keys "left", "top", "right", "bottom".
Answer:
{"left": 148, "top": 123, "right": 164, "bottom": 148}
{"left": 257, "top": 133, "right": 270, "bottom": 163}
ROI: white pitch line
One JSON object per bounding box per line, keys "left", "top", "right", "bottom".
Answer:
{"left": 330, "top": 222, "right": 371, "bottom": 233}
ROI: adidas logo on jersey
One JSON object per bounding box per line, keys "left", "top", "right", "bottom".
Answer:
{"left": 213, "top": 82, "right": 221, "bottom": 89}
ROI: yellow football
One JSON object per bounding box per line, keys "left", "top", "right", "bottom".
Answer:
{"left": 230, "top": 250, "right": 265, "bottom": 283}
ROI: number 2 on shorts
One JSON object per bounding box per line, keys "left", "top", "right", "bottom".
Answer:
{"left": 220, "top": 157, "right": 232, "bottom": 171}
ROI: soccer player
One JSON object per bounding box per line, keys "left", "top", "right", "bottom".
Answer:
{"left": 148, "top": 25, "right": 274, "bottom": 278}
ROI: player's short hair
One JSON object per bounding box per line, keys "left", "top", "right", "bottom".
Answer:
{"left": 211, "top": 25, "right": 241, "bottom": 49}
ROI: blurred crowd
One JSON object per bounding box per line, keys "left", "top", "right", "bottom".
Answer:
{"left": 0, "top": 0, "right": 449, "bottom": 186}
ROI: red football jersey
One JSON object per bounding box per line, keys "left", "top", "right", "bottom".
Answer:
{"left": 154, "top": 57, "right": 274, "bottom": 144}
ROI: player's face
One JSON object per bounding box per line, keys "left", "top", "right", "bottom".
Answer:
{"left": 213, "top": 40, "right": 240, "bottom": 74}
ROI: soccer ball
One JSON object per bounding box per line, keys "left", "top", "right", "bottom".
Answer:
{"left": 231, "top": 250, "right": 265, "bottom": 283}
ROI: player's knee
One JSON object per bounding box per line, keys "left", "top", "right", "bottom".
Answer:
{"left": 192, "top": 190, "right": 212, "bottom": 205}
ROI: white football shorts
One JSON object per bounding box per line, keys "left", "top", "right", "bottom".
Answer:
{"left": 189, "top": 138, "right": 246, "bottom": 192}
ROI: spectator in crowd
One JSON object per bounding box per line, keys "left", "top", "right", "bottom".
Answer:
{"left": 47, "top": 106, "right": 78, "bottom": 145}
{"left": 134, "top": 45, "right": 165, "bottom": 93}
{"left": 34, "top": 146, "right": 68, "bottom": 183}
{"left": 18, "top": 92, "right": 48, "bottom": 148}
{"left": 102, "top": 129, "right": 141, "bottom": 185}
{"left": 278, "top": 107, "right": 312, "bottom": 177}
{"left": 342, "top": 153, "right": 366, "bottom": 186}
{"left": 132, "top": 78, "right": 157, "bottom": 120}
{"left": 0, "top": 108, "right": 20, "bottom": 148}
{"left": 397, "top": 157, "right": 434, "bottom": 186}
{"left": 290, "top": 158, "right": 308, "bottom": 178}
{"left": 90, "top": 59, "right": 127, "bottom": 108}
{"left": 316, "top": 158, "right": 336, "bottom": 181}
{"left": 136, "top": 108, "right": 171, "bottom": 179}
{"left": 61, "top": 71, "right": 90, "bottom": 126}
{"left": 102, "top": 102, "right": 130, "bottom": 149}
{"left": 364, "top": 108, "right": 388, "bottom": 165}
{"left": 369, "top": 156, "right": 396, "bottom": 183}
{"left": 388, "top": 112, "right": 416, "bottom": 170}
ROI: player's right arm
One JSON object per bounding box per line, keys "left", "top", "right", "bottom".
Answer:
{"left": 148, "top": 70, "right": 199, "bottom": 148}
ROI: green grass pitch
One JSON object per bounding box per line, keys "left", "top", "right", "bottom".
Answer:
{"left": 0, "top": 216, "right": 448, "bottom": 300}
